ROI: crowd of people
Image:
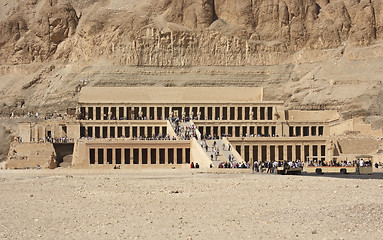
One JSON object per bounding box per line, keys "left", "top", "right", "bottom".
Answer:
{"left": 217, "top": 162, "right": 250, "bottom": 169}
{"left": 46, "top": 136, "right": 74, "bottom": 143}
{"left": 170, "top": 118, "right": 197, "bottom": 140}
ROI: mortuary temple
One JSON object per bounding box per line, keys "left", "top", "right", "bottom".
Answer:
{"left": 6, "top": 87, "right": 383, "bottom": 169}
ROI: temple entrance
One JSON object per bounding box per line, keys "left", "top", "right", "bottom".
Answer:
{"left": 53, "top": 143, "right": 74, "bottom": 168}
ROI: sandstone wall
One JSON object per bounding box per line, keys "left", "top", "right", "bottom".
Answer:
{"left": 6, "top": 141, "right": 56, "bottom": 169}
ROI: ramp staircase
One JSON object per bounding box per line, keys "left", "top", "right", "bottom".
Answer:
{"left": 200, "top": 138, "right": 244, "bottom": 167}
{"left": 168, "top": 119, "right": 244, "bottom": 168}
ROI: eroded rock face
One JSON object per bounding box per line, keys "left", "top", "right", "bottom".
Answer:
{"left": 0, "top": 0, "right": 382, "bottom": 65}
{"left": 0, "top": 0, "right": 382, "bottom": 122}
{"left": 0, "top": 0, "right": 78, "bottom": 63}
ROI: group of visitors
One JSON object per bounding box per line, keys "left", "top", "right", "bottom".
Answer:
{"left": 252, "top": 160, "right": 304, "bottom": 173}
{"left": 171, "top": 118, "right": 197, "bottom": 140}
{"left": 46, "top": 136, "right": 73, "bottom": 143}
{"left": 190, "top": 162, "right": 200, "bottom": 168}
{"left": 375, "top": 162, "right": 383, "bottom": 168}
{"left": 217, "top": 162, "right": 250, "bottom": 169}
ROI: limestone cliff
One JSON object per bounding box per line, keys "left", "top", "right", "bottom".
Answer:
{"left": 0, "top": 0, "right": 382, "bottom": 128}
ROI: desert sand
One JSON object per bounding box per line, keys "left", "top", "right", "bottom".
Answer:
{"left": 1, "top": 169, "right": 382, "bottom": 240}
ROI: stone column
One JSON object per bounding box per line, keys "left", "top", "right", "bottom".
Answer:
{"left": 258, "top": 107, "right": 261, "bottom": 120}
{"left": 220, "top": 106, "right": 223, "bottom": 120}
{"left": 103, "top": 148, "right": 107, "bottom": 165}
{"left": 130, "top": 126, "right": 133, "bottom": 138}
{"left": 283, "top": 145, "right": 287, "bottom": 160}
{"left": 265, "top": 107, "right": 269, "bottom": 120}
{"left": 148, "top": 148, "right": 152, "bottom": 164}
{"left": 156, "top": 148, "right": 159, "bottom": 164}
{"left": 242, "top": 107, "right": 245, "bottom": 121}
{"left": 138, "top": 148, "right": 142, "bottom": 165}
{"left": 203, "top": 126, "right": 206, "bottom": 136}
{"left": 116, "top": 107, "right": 120, "bottom": 120}
{"left": 309, "top": 144, "right": 313, "bottom": 159}
{"left": 182, "top": 148, "right": 186, "bottom": 164}
{"left": 130, "top": 148, "right": 133, "bottom": 164}
{"left": 122, "top": 126, "right": 125, "bottom": 137}
{"left": 234, "top": 107, "right": 238, "bottom": 120}
{"left": 276, "top": 145, "right": 280, "bottom": 161}
{"left": 165, "top": 148, "right": 168, "bottom": 165}
{"left": 101, "top": 106, "right": 104, "bottom": 120}
{"left": 154, "top": 107, "right": 158, "bottom": 120}
{"left": 121, "top": 148, "right": 125, "bottom": 164}
{"left": 112, "top": 148, "right": 116, "bottom": 165}
{"left": 138, "top": 106, "right": 142, "bottom": 119}
{"left": 239, "top": 125, "right": 243, "bottom": 137}
{"left": 267, "top": 145, "right": 271, "bottom": 162}
{"left": 258, "top": 145, "right": 262, "bottom": 162}
{"left": 212, "top": 107, "right": 216, "bottom": 120}
{"left": 162, "top": 107, "right": 165, "bottom": 120}
{"left": 95, "top": 149, "right": 99, "bottom": 165}
{"left": 292, "top": 144, "right": 296, "bottom": 161}
{"left": 42, "top": 126, "right": 46, "bottom": 142}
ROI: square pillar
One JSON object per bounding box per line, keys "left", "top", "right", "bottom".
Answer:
{"left": 154, "top": 107, "right": 158, "bottom": 120}
{"left": 182, "top": 148, "right": 186, "bottom": 164}
{"left": 234, "top": 107, "right": 238, "bottom": 120}
{"left": 138, "top": 148, "right": 142, "bottom": 165}
{"left": 130, "top": 148, "right": 133, "bottom": 164}
{"left": 103, "top": 148, "right": 107, "bottom": 165}
{"left": 95, "top": 148, "right": 99, "bottom": 165}
{"left": 292, "top": 144, "right": 296, "bottom": 161}
{"left": 267, "top": 145, "right": 271, "bottom": 162}
{"left": 309, "top": 144, "right": 313, "bottom": 159}
{"left": 156, "top": 148, "right": 159, "bottom": 164}
{"left": 121, "top": 148, "right": 125, "bottom": 164}
{"left": 147, "top": 147, "right": 152, "bottom": 164}
{"left": 165, "top": 148, "right": 169, "bottom": 165}
{"left": 112, "top": 148, "right": 116, "bottom": 165}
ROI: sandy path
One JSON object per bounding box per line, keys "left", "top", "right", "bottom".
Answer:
{"left": 0, "top": 169, "right": 383, "bottom": 240}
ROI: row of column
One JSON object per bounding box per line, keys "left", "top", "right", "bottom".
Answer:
{"left": 236, "top": 144, "right": 326, "bottom": 162}
{"left": 289, "top": 126, "right": 324, "bottom": 137}
{"left": 89, "top": 147, "right": 190, "bottom": 165}
{"left": 82, "top": 125, "right": 167, "bottom": 138}
{"left": 199, "top": 125, "right": 277, "bottom": 138}
{"left": 82, "top": 105, "right": 274, "bottom": 121}
{"left": 33, "top": 125, "right": 62, "bottom": 142}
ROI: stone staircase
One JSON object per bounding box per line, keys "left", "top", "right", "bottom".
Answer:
{"left": 199, "top": 138, "right": 244, "bottom": 167}
{"left": 168, "top": 119, "right": 244, "bottom": 168}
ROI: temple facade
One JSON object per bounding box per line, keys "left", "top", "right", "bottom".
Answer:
{"left": 6, "top": 87, "right": 382, "bottom": 169}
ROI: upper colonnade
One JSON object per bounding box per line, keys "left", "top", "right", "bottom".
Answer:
{"left": 77, "top": 87, "right": 286, "bottom": 121}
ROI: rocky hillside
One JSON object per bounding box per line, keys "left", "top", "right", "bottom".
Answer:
{"left": 0, "top": 0, "right": 382, "bottom": 126}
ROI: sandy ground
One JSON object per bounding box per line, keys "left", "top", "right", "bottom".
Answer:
{"left": 1, "top": 169, "right": 383, "bottom": 240}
